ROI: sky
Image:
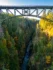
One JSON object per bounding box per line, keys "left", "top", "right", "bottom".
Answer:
{"left": 0, "top": 0, "right": 53, "bottom": 6}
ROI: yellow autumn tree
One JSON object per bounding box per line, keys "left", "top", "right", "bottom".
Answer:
{"left": 39, "top": 11, "right": 47, "bottom": 30}
{"left": 39, "top": 11, "right": 53, "bottom": 38}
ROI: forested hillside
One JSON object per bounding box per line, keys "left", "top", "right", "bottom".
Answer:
{"left": 28, "top": 12, "right": 53, "bottom": 70}
{"left": 0, "top": 13, "right": 37, "bottom": 70}
{"left": 0, "top": 11, "right": 53, "bottom": 70}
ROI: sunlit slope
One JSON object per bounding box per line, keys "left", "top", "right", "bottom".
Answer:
{"left": 39, "top": 12, "right": 53, "bottom": 38}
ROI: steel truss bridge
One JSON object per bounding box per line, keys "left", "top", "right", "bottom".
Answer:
{"left": 0, "top": 6, "right": 53, "bottom": 21}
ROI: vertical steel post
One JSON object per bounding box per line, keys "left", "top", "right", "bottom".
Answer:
{"left": 29, "top": 8, "right": 30, "bottom": 15}
{"left": 0, "top": 9, "right": 2, "bottom": 13}
{"left": 36, "top": 8, "right": 38, "bottom": 17}
{"left": 14, "top": 8, "right": 16, "bottom": 15}
{"left": 6, "top": 8, "right": 8, "bottom": 14}
{"left": 43, "top": 9, "right": 46, "bottom": 15}
{"left": 22, "top": 9, "right": 24, "bottom": 15}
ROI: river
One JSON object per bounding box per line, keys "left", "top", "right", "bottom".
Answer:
{"left": 21, "top": 30, "right": 34, "bottom": 70}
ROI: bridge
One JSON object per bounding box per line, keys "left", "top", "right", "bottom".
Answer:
{"left": 0, "top": 6, "right": 53, "bottom": 21}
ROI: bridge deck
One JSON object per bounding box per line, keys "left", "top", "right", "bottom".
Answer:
{"left": 0, "top": 6, "right": 53, "bottom": 9}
